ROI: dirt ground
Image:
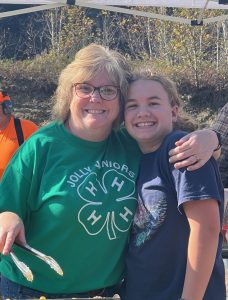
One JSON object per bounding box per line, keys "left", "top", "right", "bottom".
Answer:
{"left": 13, "top": 96, "right": 52, "bottom": 127}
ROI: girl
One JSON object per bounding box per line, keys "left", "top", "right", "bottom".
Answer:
{"left": 123, "top": 71, "right": 225, "bottom": 300}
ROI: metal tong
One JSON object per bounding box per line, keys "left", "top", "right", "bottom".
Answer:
{"left": 10, "top": 243, "right": 63, "bottom": 282}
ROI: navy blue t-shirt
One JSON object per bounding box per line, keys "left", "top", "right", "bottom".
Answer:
{"left": 123, "top": 131, "right": 225, "bottom": 300}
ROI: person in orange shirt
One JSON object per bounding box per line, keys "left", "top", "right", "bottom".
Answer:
{"left": 0, "top": 89, "right": 38, "bottom": 179}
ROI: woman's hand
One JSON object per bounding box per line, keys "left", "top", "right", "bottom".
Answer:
{"left": 0, "top": 212, "right": 26, "bottom": 255}
{"left": 169, "top": 129, "right": 219, "bottom": 171}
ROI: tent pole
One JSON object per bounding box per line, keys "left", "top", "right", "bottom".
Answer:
{"left": 197, "top": 0, "right": 210, "bottom": 24}
{"left": 0, "top": 3, "right": 66, "bottom": 19}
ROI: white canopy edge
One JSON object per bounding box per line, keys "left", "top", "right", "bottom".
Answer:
{"left": 0, "top": 0, "right": 227, "bottom": 24}
{"left": 0, "top": 0, "right": 63, "bottom": 3}
{"left": 76, "top": 2, "right": 191, "bottom": 24}
{"left": 81, "top": 0, "right": 228, "bottom": 9}
{"left": 0, "top": 0, "right": 227, "bottom": 9}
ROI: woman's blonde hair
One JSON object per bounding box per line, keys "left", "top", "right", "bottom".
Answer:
{"left": 52, "top": 43, "right": 130, "bottom": 129}
{"left": 128, "top": 70, "right": 198, "bottom": 132}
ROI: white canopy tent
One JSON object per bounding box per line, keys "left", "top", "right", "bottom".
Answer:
{"left": 0, "top": 0, "right": 227, "bottom": 25}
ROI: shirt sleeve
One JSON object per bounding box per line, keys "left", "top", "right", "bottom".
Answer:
{"left": 164, "top": 132, "right": 223, "bottom": 208}
{"left": 171, "top": 158, "right": 223, "bottom": 208}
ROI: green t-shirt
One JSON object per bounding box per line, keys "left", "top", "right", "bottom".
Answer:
{"left": 0, "top": 121, "right": 141, "bottom": 293}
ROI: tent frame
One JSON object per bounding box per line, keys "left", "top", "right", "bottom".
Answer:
{"left": 0, "top": 0, "right": 227, "bottom": 25}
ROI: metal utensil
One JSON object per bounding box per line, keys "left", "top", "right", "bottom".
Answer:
{"left": 10, "top": 243, "right": 63, "bottom": 281}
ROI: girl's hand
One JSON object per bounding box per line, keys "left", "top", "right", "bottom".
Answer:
{"left": 0, "top": 212, "right": 26, "bottom": 255}
{"left": 169, "top": 129, "right": 219, "bottom": 171}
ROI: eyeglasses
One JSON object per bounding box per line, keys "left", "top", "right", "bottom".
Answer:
{"left": 74, "top": 83, "right": 119, "bottom": 101}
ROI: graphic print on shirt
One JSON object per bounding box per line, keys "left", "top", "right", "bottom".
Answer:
{"left": 133, "top": 190, "right": 167, "bottom": 247}
{"left": 67, "top": 162, "right": 137, "bottom": 240}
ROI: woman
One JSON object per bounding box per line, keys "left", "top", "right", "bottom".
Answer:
{"left": 123, "top": 71, "right": 225, "bottom": 300}
{"left": 0, "top": 44, "right": 220, "bottom": 299}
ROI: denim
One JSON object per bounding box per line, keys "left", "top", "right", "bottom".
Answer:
{"left": 1, "top": 275, "right": 121, "bottom": 299}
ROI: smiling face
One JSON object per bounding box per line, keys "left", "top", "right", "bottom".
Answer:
{"left": 125, "top": 79, "right": 179, "bottom": 153}
{"left": 68, "top": 70, "right": 120, "bottom": 142}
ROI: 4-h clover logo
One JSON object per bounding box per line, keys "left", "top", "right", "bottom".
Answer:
{"left": 77, "top": 169, "right": 137, "bottom": 240}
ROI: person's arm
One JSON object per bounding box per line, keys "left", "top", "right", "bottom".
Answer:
{"left": 169, "top": 129, "right": 220, "bottom": 171}
{"left": 180, "top": 199, "right": 220, "bottom": 300}
{"left": 0, "top": 211, "right": 26, "bottom": 255}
